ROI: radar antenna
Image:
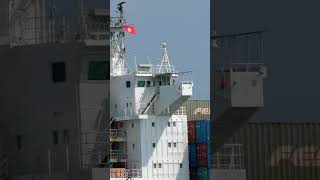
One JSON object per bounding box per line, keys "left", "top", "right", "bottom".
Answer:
{"left": 117, "top": 2, "right": 126, "bottom": 14}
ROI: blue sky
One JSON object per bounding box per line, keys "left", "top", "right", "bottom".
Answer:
{"left": 111, "top": 0, "right": 210, "bottom": 99}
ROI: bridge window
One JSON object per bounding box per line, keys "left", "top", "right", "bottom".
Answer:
{"left": 173, "top": 122, "right": 176, "bottom": 127}
{"left": 158, "top": 164, "right": 162, "bottom": 168}
{"left": 146, "top": 81, "right": 151, "bottom": 87}
{"left": 152, "top": 122, "right": 155, "bottom": 127}
{"left": 167, "top": 77, "right": 171, "bottom": 85}
{"left": 152, "top": 143, "right": 156, "bottom": 148}
{"left": 137, "top": 81, "right": 145, "bottom": 87}
{"left": 88, "top": 61, "right": 109, "bottom": 80}
{"left": 168, "top": 143, "right": 171, "bottom": 147}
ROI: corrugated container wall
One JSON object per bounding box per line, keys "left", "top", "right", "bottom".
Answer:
{"left": 188, "top": 121, "right": 196, "bottom": 144}
{"left": 196, "top": 144, "right": 210, "bottom": 166}
{"left": 197, "top": 167, "right": 210, "bottom": 180}
{"left": 185, "top": 100, "right": 211, "bottom": 180}
{"left": 225, "top": 122, "right": 320, "bottom": 180}
{"left": 183, "top": 100, "right": 210, "bottom": 121}
{"left": 196, "top": 120, "right": 210, "bottom": 143}
{"left": 189, "top": 144, "right": 197, "bottom": 167}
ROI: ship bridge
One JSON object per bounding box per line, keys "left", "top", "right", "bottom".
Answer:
{"left": 211, "top": 31, "right": 267, "bottom": 151}
{"left": 111, "top": 43, "right": 193, "bottom": 121}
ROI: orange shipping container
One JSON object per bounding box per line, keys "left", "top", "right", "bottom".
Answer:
{"left": 110, "top": 168, "right": 126, "bottom": 178}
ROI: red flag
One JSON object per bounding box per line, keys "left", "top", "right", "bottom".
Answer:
{"left": 123, "top": 25, "right": 136, "bottom": 35}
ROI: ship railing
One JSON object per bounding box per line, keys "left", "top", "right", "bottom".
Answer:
{"left": 110, "top": 129, "right": 127, "bottom": 139}
{"left": 110, "top": 16, "right": 126, "bottom": 28}
{"left": 216, "top": 63, "right": 265, "bottom": 73}
{"left": 174, "top": 107, "right": 187, "bottom": 115}
{"left": 110, "top": 151, "right": 127, "bottom": 161}
{"left": 212, "top": 143, "right": 244, "bottom": 169}
{"left": 123, "top": 169, "right": 142, "bottom": 178}
{"left": 153, "top": 65, "right": 177, "bottom": 75}
{"left": 112, "top": 107, "right": 134, "bottom": 118}
{"left": 80, "top": 10, "right": 109, "bottom": 42}
{"left": 80, "top": 131, "right": 109, "bottom": 144}
{"left": 80, "top": 152, "right": 110, "bottom": 168}
{"left": 80, "top": 131, "right": 110, "bottom": 168}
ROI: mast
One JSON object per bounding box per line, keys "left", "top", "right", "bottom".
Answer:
{"left": 110, "top": 2, "right": 127, "bottom": 76}
{"left": 158, "top": 43, "right": 173, "bottom": 73}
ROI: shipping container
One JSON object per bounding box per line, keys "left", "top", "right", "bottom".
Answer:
{"left": 110, "top": 168, "right": 126, "bottom": 178}
{"left": 196, "top": 143, "right": 210, "bottom": 166}
{"left": 188, "top": 121, "right": 196, "bottom": 144}
{"left": 222, "top": 122, "right": 320, "bottom": 180}
{"left": 196, "top": 120, "right": 210, "bottom": 143}
{"left": 189, "top": 144, "right": 197, "bottom": 167}
{"left": 189, "top": 167, "right": 197, "bottom": 180}
{"left": 183, "top": 100, "right": 210, "bottom": 121}
{"left": 197, "top": 167, "right": 210, "bottom": 180}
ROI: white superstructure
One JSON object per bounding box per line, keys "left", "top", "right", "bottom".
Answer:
{"left": 109, "top": 4, "right": 193, "bottom": 180}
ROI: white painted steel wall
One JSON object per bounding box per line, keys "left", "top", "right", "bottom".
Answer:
{"left": 126, "top": 119, "right": 142, "bottom": 167}
{"left": 110, "top": 75, "right": 135, "bottom": 117}
{"left": 155, "top": 85, "right": 181, "bottom": 115}
{"left": 231, "top": 71, "right": 264, "bottom": 107}
{"left": 125, "top": 115, "right": 189, "bottom": 180}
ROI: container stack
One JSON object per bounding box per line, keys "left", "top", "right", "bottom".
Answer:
{"left": 188, "top": 120, "right": 211, "bottom": 180}
{"left": 183, "top": 100, "right": 211, "bottom": 180}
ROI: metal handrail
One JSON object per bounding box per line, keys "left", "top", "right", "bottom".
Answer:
{"left": 110, "top": 129, "right": 127, "bottom": 139}
{"left": 212, "top": 144, "right": 244, "bottom": 169}
{"left": 124, "top": 169, "right": 142, "bottom": 178}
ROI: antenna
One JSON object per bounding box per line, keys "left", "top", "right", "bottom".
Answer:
{"left": 117, "top": 2, "right": 126, "bottom": 13}
{"left": 158, "top": 43, "right": 172, "bottom": 73}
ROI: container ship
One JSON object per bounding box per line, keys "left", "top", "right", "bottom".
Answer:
{"left": 107, "top": 3, "right": 193, "bottom": 179}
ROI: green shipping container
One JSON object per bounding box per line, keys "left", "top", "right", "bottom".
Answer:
{"left": 182, "top": 100, "right": 210, "bottom": 121}
{"left": 197, "top": 167, "right": 210, "bottom": 180}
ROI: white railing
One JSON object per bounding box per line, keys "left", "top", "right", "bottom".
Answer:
{"left": 112, "top": 107, "right": 134, "bottom": 118}
{"left": 124, "top": 169, "right": 142, "bottom": 178}
{"left": 110, "top": 129, "right": 127, "bottom": 139}
{"left": 230, "top": 63, "right": 265, "bottom": 72}
{"left": 212, "top": 144, "right": 244, "bottom": 169}
{"left": 110, "top": 151, "right": 127, "bottom": 162}
{"left": 80, "top": 131, "right": 109, "bottom": 168}
{"left": 174, "top": 107, "right": 187, "bottom": 115}
{"left": 134, "top": 64, "right": 178, "bottom": 75}
{"left": 153, "top": 64, "right": 177, "bottom": 74}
